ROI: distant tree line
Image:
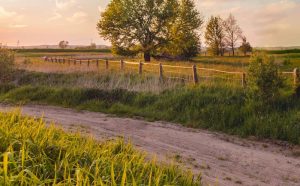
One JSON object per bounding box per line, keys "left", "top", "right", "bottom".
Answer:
{"left": 97, "top": 0, "right": 252, "bottom": 62}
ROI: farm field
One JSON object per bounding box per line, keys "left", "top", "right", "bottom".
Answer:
{"left": 14, "top": 50, "right": 300, "bottom": 88}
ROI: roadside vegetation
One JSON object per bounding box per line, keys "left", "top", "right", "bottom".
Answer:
{"left": 0, "top": 78, "right": 299, "bottom": 144}
{"left": 0, "top": 48, "right": 15, "bottom": 83}
{"left": 0, "top": 111, "right": 200, "bottom": 185}
{"left": 1, "top": 47, "right": 300, "bottom": 144}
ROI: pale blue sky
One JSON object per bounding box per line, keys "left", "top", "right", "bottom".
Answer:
{"left": 0, "top": 0, "right": 300, "bottom": 47}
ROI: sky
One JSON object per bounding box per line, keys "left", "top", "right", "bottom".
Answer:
{"left": 0, "top": 0, "right": 300, "bottom": 47}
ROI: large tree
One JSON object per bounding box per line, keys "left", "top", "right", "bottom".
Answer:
{"left": 162, "top": 0, "right": 203, "bottom": 59}
{"left": 97, "top": 0, "right": 178, "bottom": 62}
{"left": 223, "top": 14, "right": 242, "bottom": 56}
{"left": 205, "top": 16, "right": 225, "bottom": 56}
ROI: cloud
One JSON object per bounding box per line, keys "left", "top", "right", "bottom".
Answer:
{"left": 67, "top": 11, "right": 88, "bottom": 24}
{"left": 9, "top": 24, "right": 28, "bottom": 28}
{"left": 0, "top": 6, "right": 26, "bottom": 29}
{"left": 55, "top": 0, "right": 76, "bottom": 9}
{"left": 0, "top": 6, "right": 17, "bottom": 18}
{"left": 251, "top": 0, "right": 298, "bottom": 32}
{"left": 48, "top": 11, "right": 63, "bottom": 21}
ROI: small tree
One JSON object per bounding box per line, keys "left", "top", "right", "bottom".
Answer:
{"left": 59, "top": 41, "right": 69, "bottom": 49}
{"left": 0, "top": 47, "right": 15, "bottom": 82}
{"left": 205, "top": 16, "right": 225, "bottom": 56}
{"left": 223, "top": 14, "right": 242, "bottom": 56}
{"left": 239, "top": 37, "right": 252, "bottom": 56}
{"left": 247, "top": 53, "right": 284, "bottom": 103}
{"left": 90, "top": 43, "right": 97, "bottom": 49}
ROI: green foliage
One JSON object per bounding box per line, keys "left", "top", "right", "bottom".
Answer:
{"left": 161, "top": 0, "right": 203, "bottom": 59}
{"left": 1, "top": 84, "right": 300, "bottom": 144}
{"left": 266, "top": 49, "right": 300, "bottom": 54}
{"left": 205, "top": 16, "right": 225, "bottom": 56}
{"left": 98, "top": 0, "right": 178, "bottom": 61}
{"left": 247, "top": 53, "right": 284, "bottom": 102}
{"left": 0, "top": 48, "right": 15, "bottom": 82}
{"left": 58, "top": 40, "right": 69, "bottom": 49}
{"left": 239, "top": 37, "right": 252, "bottom": 56}
{"left": 0, "top": 111, "right": 200, "bottom": 185}
{"left": 111, "top": 45, "right": 139, "bottom": 57}
{"left": 97, "top": 0, "right": 203, "bottom": 61}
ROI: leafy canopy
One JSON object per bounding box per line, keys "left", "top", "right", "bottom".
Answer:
{"left": 97, "top": 0, "right": 202, "bottom": 61}
{"left": 205, "top": 16, "right": 225, "bottom": 56}
{"left": 161, "top": 0, "right": 203, "bottom": 59}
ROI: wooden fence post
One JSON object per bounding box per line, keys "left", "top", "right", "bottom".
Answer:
{"left": 159, "top": 63, "right": 164, "bottom": 81}
{"left": 74, "top": 60, "right": 77, "bottom": 65}
{"left": 87, "top": 59, "right": 90, "bottom": 67}
{"left": 192, "top": 65, "right": 198, "bottom": 84}
{"left": 96, "top": 59, "right": 99, "bottom": 67}
{"left": 242, "top": 73, "right": 246, "bottom": 87}
{"left": 139, "top": 62, "right": 143, "bottom": 75}
{"left": 120, "top": 60, "right": 124, "bottom": 71}
{"left": 80, "top": 60, "right": 82, "bottom": 65}
{"left": 294, "top": 68, "right": 299, "bottom": 87}
{"left": 105, "top": 59, "right": 109, "bottom": 70}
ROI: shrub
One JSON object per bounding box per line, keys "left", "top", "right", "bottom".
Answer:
{"left": 247, "top": 53, "right": 285, "bottom": 103}
{"left": 0, "top": 48, "right": 15, "bottom": 82}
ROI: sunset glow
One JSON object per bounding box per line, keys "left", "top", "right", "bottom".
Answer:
{"left": 0, "top": 0, "right": 300, "bottom": 47}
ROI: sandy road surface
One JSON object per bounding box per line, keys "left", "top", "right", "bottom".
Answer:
{"left": 0, "top": 104, "right": 300, "bottom": 186}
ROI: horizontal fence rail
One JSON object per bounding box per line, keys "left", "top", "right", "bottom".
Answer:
{"left": 43, "top": 57, "right": 299, "bottom": 88}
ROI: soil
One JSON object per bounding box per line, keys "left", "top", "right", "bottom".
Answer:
{"left": 0, "top": 104, "right": 300, "bottom": 186}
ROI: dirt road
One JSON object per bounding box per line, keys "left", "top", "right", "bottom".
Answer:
{"left": 0, "top": 104, "right": 300, "bottom": 186}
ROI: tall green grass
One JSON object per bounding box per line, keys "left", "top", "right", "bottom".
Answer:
{"left": 12, "top": 71, "right": 185, "bottom": 93}
{"left": 0, "top": 84, "right": 299, "bottom": 144}
{"left": 0, "top": 111, "right": 200, "bottom": 185}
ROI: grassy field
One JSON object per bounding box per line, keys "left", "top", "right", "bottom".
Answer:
{"left": 0, "top": 111, "right": 200, "bottom": 185}
{"left": 1, "top": 50, "right": 300, "bottom": 145}
{"left": 0, "top": 81, "right": 299, "bottom": 144}
{"left": 14, "top": 50, "right": 300, "bottom": 88}
{"left": 15, "top": 49, "right": 300, "bottom": 73}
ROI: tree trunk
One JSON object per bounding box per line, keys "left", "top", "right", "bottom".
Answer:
{"left": 144, "top": 51, "right": 151, "bottom": 62}
{"left": 232, "top": 46, "right": 235, "bottom": 56}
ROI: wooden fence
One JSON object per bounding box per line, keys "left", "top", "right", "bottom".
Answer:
{"left": 44, "top": 57, "right": 299, "bottom": 88}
